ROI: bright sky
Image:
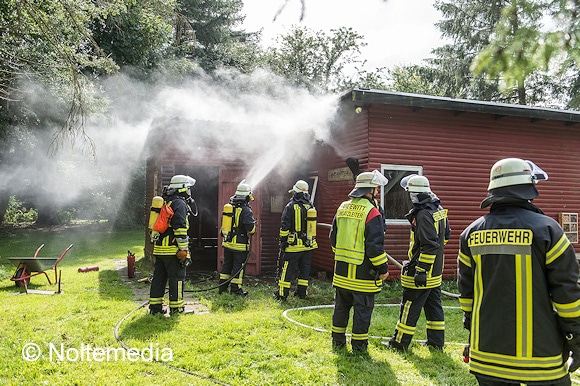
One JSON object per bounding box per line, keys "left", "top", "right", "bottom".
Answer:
{"left": 241, "top": 0, "right": 446, "bottom": 71}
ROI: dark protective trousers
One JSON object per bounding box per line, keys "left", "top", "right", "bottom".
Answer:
{"left": 149, "top": 254, "right": 186, "bottom": 314}
{"left": 332, "top": 287, "right": 375, "bottom": 351}
{"left": 219, "top": 248, "right": 247, "bottom": 293}
{"left": 391, "top": 286, "right": 445, "bottom": 348}
{"left": 276, "top": 250, "right": 312, "bottom": 298}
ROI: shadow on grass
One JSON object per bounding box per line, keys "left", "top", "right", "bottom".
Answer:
{"left": 98, "top": 269, "right": 134, "bottom": 301}
{"left": 333, "top": 347, "right": 401, "bottom": 386}
{"left": 417, "top": 348, "right": 474, "bottom": 386}
{"left": 394, "top": 344, "right": 475, "bottom": 386}
{"left": 117, "top": 310, "right": 180, "bottom": 344}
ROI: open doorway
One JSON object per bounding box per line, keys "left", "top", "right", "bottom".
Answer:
{"left": 174, "top": 165, "right": 219, "bottom": 272}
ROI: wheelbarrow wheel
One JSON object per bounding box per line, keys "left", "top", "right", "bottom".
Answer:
{"left": 14, "top": 268, "right": 30, "bottom": 287}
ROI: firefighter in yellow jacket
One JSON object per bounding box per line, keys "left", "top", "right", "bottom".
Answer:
{"left": 274, "top": 180, "right": 318, "bottom": 300}
{"left": 149, "top": 175, "right": 196, "bottom": 316}
{"left": 330, "top": 170, "right": 390, "bottom": 353}
{"left": 219, "top": 181, "right": 256, "bottom": 296}
{"left": 384, "top": 174, "right": 450, "bottom": 351}
{"left": 458, "top": 158, "right": 580, "bottom": 385}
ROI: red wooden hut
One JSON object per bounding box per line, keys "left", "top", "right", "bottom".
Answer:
{"left": 311, "top": 89, "right": 580, "bottom": 279}
{"left": 145, "top": 89, "right": 580, "bottom": 279}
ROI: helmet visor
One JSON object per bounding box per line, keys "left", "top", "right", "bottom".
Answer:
{"left": 526, "top": 160, "right": 548, "bottom": 183}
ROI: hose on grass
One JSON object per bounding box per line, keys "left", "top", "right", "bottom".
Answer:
{"left": 317, "top": 222, "right": 460, "bottom": 299}
{"left": 282, "top": 303, "right": 466, "bottom": 346}
{"left": 113, "top": 299, "right": 230, "bottom": 385}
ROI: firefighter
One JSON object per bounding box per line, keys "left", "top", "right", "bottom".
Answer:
{"left": 458, "top": 158, "right": 580, "bottom": 385}
{"left": 274, "top": 180, "right": 318, "bottom": 301}
{"left": 330, "top": 170, "right": 390, "bottom": 353}
{"left": 219, "top": 181, "right": 256, "bottom": 296}
{"left": 149, "top": 174, "right": 196, "bottom": 316}
{"left": 384, "top": 174, "right": 450, "bottom": 351}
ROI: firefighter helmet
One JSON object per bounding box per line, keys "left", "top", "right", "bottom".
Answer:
{"left": 355, "top": 170, "right": 389, "bottom": 188}
{"left": 289, "top": 180, "right": 309, "bottom": 194}
{"left": 402, "top": 175, "right": 431, "bottom": 193}
{"left": 235, "top": 181, "right": 253, "bottom": 200}
{"left": 350, "top": 170, "right": 388, "bottom": 197}
{"left": 488, "top": 158, "right": 548, "bottom": 190}
{"left": 169, "top": 175, "right": 196, "bottom": 189}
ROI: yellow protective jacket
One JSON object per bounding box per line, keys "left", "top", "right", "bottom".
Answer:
{"left": 330, "top": 196, "right": 388, "bottom": 293}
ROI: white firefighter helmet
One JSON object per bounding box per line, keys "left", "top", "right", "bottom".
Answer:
{"left": 289, "top": 180, "right": 309, "bottom": 194}
{"left": 488, "top": 158, "right": 548, "bottom": 190}
{"left": 349, "top": 170, "right": 389, "bottom": 197}
{"left": 355, "top": 170, "right": 389, "bottom": 188}
{"left": 235, "top": 181, "right": 253, "bottom": 199}
{"left": 169, "top": 175, "right": 196, "bottom": 190}
{"left": 401, "top": 174, "right": 431, "bottom": 193}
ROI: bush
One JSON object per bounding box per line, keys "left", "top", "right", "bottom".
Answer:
{"left": 2, "top": 196, "right": 37, "bottom": 225}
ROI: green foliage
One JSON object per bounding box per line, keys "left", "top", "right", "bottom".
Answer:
{"left": 471, "top": 0, "right": 580, "bottom": 108}
{"left": 2, "top": 196, "right": 38, "bottom": 225}
{"left": 266, "top": 26, "right": 367, "bottom": 93}
{"left": 390, "top": 0, "right": 572, "bottom": 108}
{"left": 91, "top": 0, "right": 177, "bottom": 71}
{"left": 390, "top": 0, "right": 507, "bottom": 101}
{"left": 178, "top": 0, "right": 263, "bottom": 72}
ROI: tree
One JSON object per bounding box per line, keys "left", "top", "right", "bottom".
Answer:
{"left": 472, "top": 0, "right": 580, "bottom": 109}
{"left": 389, "top": 0, "right": 510, "bottom": 101}
{"left": 91, "top": 0, "right": 177, "bottom": 71}
{"left": 266, "top": 26, "right": 367, "bottom": 93}
{"left": 178, "top": 0, "right": 263, "bottom": 73}
{"left": 388, "top": 0, "right": 569, "bottom": 107}
{"left": 0, "top": 0, "right": 179, "bottom": 225}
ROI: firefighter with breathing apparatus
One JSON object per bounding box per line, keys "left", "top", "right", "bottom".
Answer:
{"left": 458, "top": 158, "right": 580, "bottom": 385}
{"left": 149, "top": 174, "right": 196, "bottom": 316}
{"left": 274, "top": 180, "right": 318, "bottom": 301}
{"left": 219, "top": 181, "right": 256, "bottom": 296}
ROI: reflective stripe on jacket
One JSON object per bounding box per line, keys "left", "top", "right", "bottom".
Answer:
{"left": 401, "top": 202, "right": 450, "bottom": 289}
{"left": 330, "top": 196, "right": 388, "bottom": 294}
{"left": 222, "top": 202, "right": 256, "bottom": 252}
{"left": 279, "top": 197, "right": 318, "bottom": 252}
{"left": 458, "top": 201, "right": 580, "bottom": 382}
{"left": 153, "top": 197, "right": 189, "bottom": 256}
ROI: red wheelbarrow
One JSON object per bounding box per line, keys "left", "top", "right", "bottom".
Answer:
{"left": 8, "top": 244, "right": 73, "bottom": 293}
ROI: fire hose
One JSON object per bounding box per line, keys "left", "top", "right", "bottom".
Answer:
{"left": 317, "top": 222, "right": 460, "bottom": 299}
{"left": 113, "top": 299, "right": 229, "bottom": 385}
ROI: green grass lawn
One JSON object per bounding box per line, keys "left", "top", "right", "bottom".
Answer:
{"left": 0, "top": 225, "right": 576, "bottom": 385}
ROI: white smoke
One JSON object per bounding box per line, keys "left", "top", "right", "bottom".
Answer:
{"left": 1, "top": 67, "right": 342, "bottom": 221}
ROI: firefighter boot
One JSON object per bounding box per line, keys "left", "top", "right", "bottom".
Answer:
{"left": 218, "top": 279, "right": 229, "bottom": 294}
{"left": 273, "top": 286, "right": 288, "bottom": 301}
{"left": 294, "top": 288, "right": 307, "bottom": 299}
{"left": 170, "top": 307, "right": 184, "bottom": 316}
{"left": 230, "top": 285, "right": 248, "bottom": 297}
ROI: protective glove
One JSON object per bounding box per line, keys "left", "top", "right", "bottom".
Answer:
{"left": 463, "top": 312, "right": 472, "bottom": 330}
{"left": 176, "top": 249, "right": 188, "bottom": 263}
{"left": 279, "top": 236, "right": 288, "bottom": 250}
{"left": 565, "top": 333, "right": 580, "bottom": 373}
{"left": 414, "top": 268, "right": 427, "bottom": 287}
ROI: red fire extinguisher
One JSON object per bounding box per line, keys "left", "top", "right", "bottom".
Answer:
{"left": 127, "top": 250, "right": 136, "bottom": 278}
